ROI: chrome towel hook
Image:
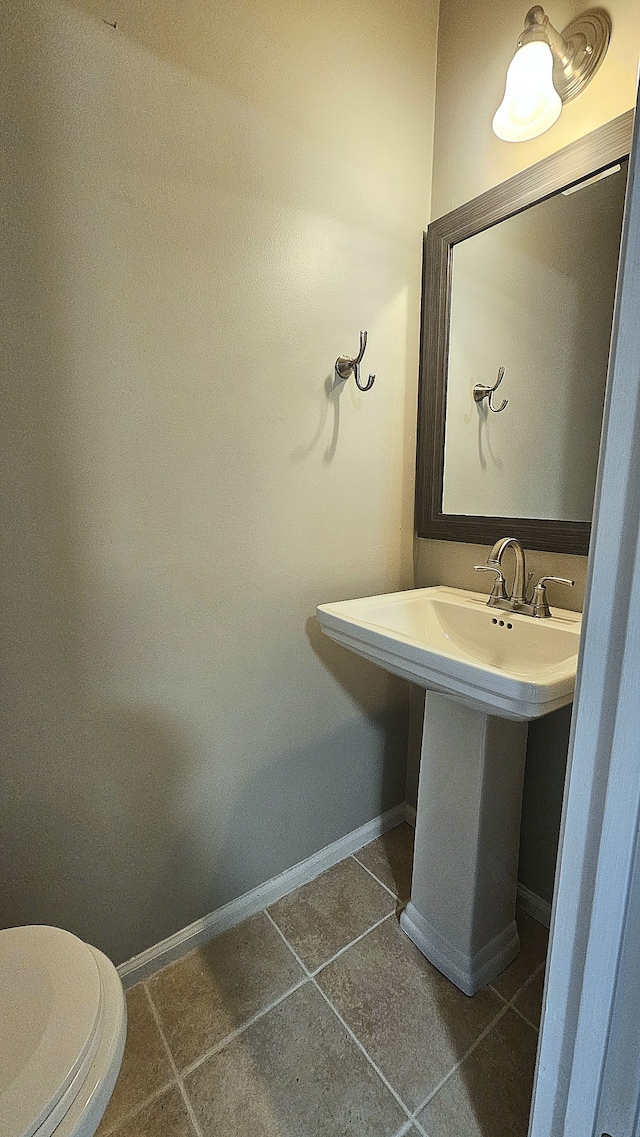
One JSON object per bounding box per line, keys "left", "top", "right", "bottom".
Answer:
{"left": 473, "top": 365, "right": 508, "bottom": 413}
{"left": 335, "top": 330, "right": 375, "bottom": 391}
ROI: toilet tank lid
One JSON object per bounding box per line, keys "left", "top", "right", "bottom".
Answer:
{"left": 0, "top": 925, "right": 103, "bottom": 1137}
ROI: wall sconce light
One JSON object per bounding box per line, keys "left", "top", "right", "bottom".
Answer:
{"left": 492, "top": 5, "right": 611, "bottom": 142}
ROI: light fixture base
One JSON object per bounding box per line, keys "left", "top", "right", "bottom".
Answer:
{"left": 554, "top": 8, "right": 611, "bottom": 103}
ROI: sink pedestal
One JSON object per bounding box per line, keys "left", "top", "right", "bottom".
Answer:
{"left": 400, "top": 691, "right": 528, "bottom": 995}
{"left": 316, "top": 585, "right": 580, "bottom": 991}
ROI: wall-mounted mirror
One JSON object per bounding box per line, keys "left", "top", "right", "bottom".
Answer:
{"left": 416, "top": 110, "right": 634, "bottom": 555}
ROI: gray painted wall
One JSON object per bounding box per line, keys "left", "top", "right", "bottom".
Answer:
{"left": 1, "top": 0, "right": 438, "bottom": 964}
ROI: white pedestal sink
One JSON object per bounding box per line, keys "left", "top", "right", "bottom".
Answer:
{"left": 316, "top": 586, "right": 581, "bottom": 994}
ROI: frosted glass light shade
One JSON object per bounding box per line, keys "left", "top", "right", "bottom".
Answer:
{"left": 492, "top": 41, "right": 562, "bottom": 142}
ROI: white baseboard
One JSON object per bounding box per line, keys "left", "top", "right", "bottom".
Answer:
{"left": 517, "top": 882, "right": 552, "bottom": 928}
{"left": 117, "top": 803, "right": 406, "bottom": 988}
{"left": 117, "top": 802, "right": 550, "bottom": 987}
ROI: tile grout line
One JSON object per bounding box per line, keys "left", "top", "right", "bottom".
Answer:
{"left": 268, "top": 909, "right": 418, "bottom": 1132}
{"left": 268, "top": 895, "right": 546, "bottom": 1128}
{"left": 412, "top": 1118, "right": 431, "bottom": 1137}
{"left": 412, "top": 1001, "right": 511, "bottom": 1118}
{"left": 488, "top": 983, "right": 509, "bottom": 1005}
{"left": 510, "top": 1002, "right": 540, "bottom": 1033}
{"left": 159, "top": 901, "right": 416, "bottom": 1127}
{"left": 176, "top": 1081, "right": 205, "bottom": 1137}
{"left": 392, "top": 1121, "right": 420, "bottom": 1137}
{"left": 501, "top": 958, "right": 546, "bottom": 1016}
{"left": 311, "top": 911, "right": 396, "bottom": 975}
{"left": 489, "top": 957, "right": 546, "bottom": 1012}
{"left": 506, "top": 964, "right": 545, "bottom": 1036}
{"left": 312, "top": 978, "right": 415, "bottom": 1125}
{"left": 142, "top": 983, "right": 204, "bottom": 1137}
{"left": 95, "top": 1080, "right": 177, "bottom": 1137}
{"left": 350, "top": 853, "right": 401, "bottom": 900}
{"left": 264, "top": 908, "right": 312, "bottom": 975}
{"left": 513, "top": 958, "right": 545, "bottom": 994}
{"left": 142, "top": 982, "right": 178, "bottom": 1073}
{"left": 412, "top": 957, "right": 547, "bottom": 1122}
{"left": 265, "top": 903, "right": 397, "bottom": 979}
{"left": 174, "top": 895, "right": 406, "bottom": 1084}
{"left": 128, "top": 896, "right": 544, "bottom": 1137}
{"left": 267, "top": 900, "right": 420, "bottom": 1123}
{"left": 180, "top": 976, "right": 310, "bottom": 1078}
{"left": 392, "top": 1120, "right": 427, "bottom": 1137}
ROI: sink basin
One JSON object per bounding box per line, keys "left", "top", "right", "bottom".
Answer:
{"left": 317, "top": 585, "right": 581, "bottom": 720}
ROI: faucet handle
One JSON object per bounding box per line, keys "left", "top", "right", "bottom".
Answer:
{"left": 538, "top": 575, "right": 575, "bottom": 589}
{"left": 474, "top": 564, "right": 508, "bottom": 602}
{"left": 532, "top": 575, "right": 575, "bottom": 618}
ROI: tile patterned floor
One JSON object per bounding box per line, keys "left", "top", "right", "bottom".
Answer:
{"left": 97, "top": 823, "right": 547, "bottom": 1137}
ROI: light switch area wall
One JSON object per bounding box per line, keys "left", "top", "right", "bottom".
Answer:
{"left": 414, "top": 0, "right": 640, "bottom": 907}
{"left": 1, "top": 0, "right": 438, "bottom": 963}
{"left": 443, "top": 168, "right": 626, "bottom": 521}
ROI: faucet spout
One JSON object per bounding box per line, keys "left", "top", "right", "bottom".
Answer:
{"left": 488, "top": 537, "right": 526, "bottom": 604}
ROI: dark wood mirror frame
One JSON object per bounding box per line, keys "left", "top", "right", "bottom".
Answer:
{"left": 415, "top": 109, "right": 634, "bottom": 555}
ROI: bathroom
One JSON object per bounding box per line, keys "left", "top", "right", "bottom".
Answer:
{"left": 2, "top": 0, "right": 640, "bottom": 1134}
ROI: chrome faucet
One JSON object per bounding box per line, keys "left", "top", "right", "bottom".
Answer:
{"left": 489, "top": 536, "right": 527, "bottom": 604}
{"left": 473, "top": 536, "right": 575, "bottom": 617}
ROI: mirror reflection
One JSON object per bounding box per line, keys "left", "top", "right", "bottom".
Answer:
{"left": 442, "top": 162, "right": 627, "bottom": 522}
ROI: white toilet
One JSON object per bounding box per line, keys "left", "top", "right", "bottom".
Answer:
{"left": 0, "top": 926, "right": 126, "bottom": 1137}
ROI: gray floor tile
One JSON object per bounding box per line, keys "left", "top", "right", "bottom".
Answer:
{"left": 492, "top": 912, "right": 548, "bottom": 1002}
{"left": 354, "top": 823, "right": 415, "bottom": 902}
{"left": 102, "top": 1086, "right": 196, "bottom": 1137}
{"left": 417, "top": 1008, "right": 538, "bottom": 1137}
{"left": 513, "top": 968, "right": 545, "bottom": 1029}
{"left": 96, "top": 985, "right": 174, "bottom": 1134}
{"left": 147, "top": 912, "right": 304, "bottom": 1069}
{"left": 268, "top": 857, "right": 396, "bottom": 971}
{"left": 183, "top": 982, "right": 406, "bottom": 1137}
{"left": 316, "top": 917, "right": 503, "bottom": 1111}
